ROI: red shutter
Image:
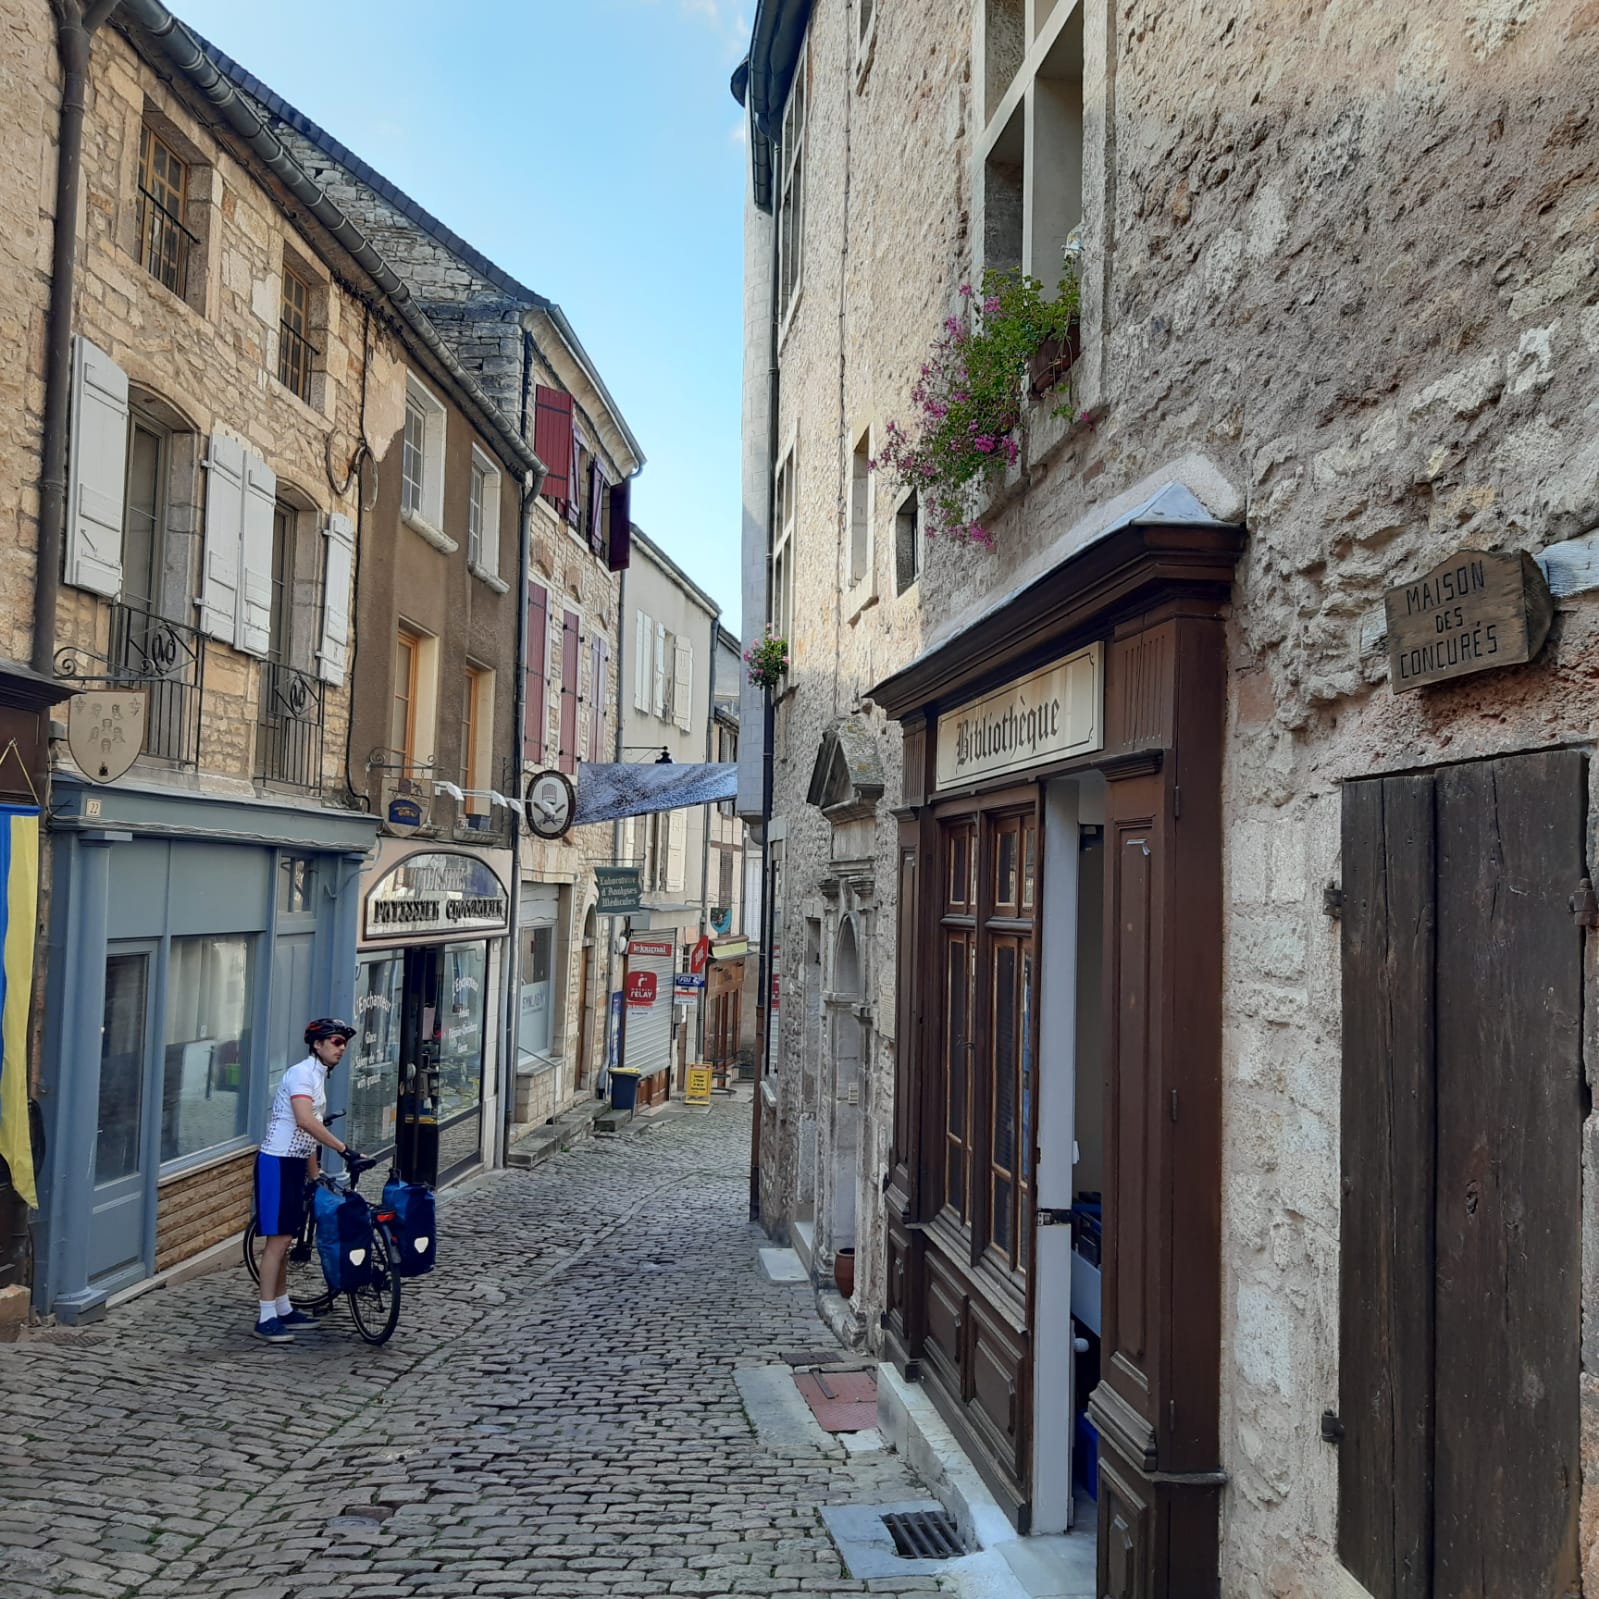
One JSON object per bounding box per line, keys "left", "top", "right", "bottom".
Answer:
{"left": 533, "top": 387, "right": 573, "bottom": 511}
{"left": 558, "top": 608, "right": 580, "bottom": 773}
{"left": 608, "top": 475, "right": 632, "bottom": 572}
{"left": 588, "top": 634, "right": 608, "bottom": 763}
{"left": 524, "top": 581, "right": 548, "bottom": 761}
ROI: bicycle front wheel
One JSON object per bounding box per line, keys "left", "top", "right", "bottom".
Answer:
{"left": 243, "top": 1220, "right": 335, "bottom": 1313}
{"left": 348, "top": 1224, "right": 402, "bottom": 1345}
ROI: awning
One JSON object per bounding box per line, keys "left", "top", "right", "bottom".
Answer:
{"left": 574, "top": 763, "right": 738, "bottom": 826}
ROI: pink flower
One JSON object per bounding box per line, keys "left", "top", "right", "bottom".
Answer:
{"left": 983, "top": 296, "right": 1001, "bottom": 315}
{"left": 959, "top": 284, "right": 973, "bottom": 298}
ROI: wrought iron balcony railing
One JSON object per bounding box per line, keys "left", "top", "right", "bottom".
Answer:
{"left": 258, "top": 662, "right": 325, "bottom": 791}
{"left": 138, "top": 186, "right": 196, "bottom": 300}
{"left": 56, "top": 603, "right": 206, "bottom": 767}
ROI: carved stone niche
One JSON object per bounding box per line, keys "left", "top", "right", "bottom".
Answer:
{"left": 807, "top": 717, "right": 884, "bottom": 826}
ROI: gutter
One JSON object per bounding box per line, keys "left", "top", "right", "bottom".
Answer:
{"left": 118, "top": 0, "right": 545, "bottom": 485}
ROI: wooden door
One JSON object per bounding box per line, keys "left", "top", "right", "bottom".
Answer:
{"left": 1340, "top": 750, "right": 1584, "bottom": 1599}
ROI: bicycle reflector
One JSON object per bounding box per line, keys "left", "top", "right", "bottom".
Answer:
{"left": 414, "top": 1237, "right": 430, "bottom": 1252}
{"left": 375, "top": 1210, "right": 396, "bottom": 1223}
{"left": 347, "top": 1247, "right": 367, "bottom": 1267}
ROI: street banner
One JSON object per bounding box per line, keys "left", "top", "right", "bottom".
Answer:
{"left": 0, "top": 805, "right": 39, "bottom": 1208}
{"left": 574, "top": 761, "right": 736, "bottom": 825}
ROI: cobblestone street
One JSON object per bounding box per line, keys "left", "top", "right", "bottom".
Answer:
{"left": 0, "top": 1097, "right": 949, "bottom": 1599}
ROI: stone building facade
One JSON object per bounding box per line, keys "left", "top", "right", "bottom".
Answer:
{"left": 205, "top": 45, "right": 646, "bottom": 1131}
{"left": 739, "top": 0, "right": 1599, "bottom": 1594}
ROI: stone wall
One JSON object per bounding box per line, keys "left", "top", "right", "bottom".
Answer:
{"left": 154, "top": 1148, "right": 253, "bottom": 1274}
{"left": 758, "top": 0, "right": 1599, "bottom": 1589}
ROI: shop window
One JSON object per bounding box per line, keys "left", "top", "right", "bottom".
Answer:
{"left": 159, "top": 936, "right": 257, "bottom": 1166}
{"left": 97, "top": 951, "right": 150, "bottom": 1186}
{"left": 349, "top": 953, "right": 404, "bottom": 1157}
{"left": 437, "top": 941, "right": 488, "bottom": 1124}
{"left": 519, "top": 923, "right": 555, "bottom": 1062}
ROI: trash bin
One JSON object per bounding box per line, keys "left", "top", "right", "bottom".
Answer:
{"left": 608, "top": 1068, "right": 642, "bottom": 1112}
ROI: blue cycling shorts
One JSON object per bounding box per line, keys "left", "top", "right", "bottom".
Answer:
{"left": 254, "top": 1152, "right": 310, "bottom": 1236}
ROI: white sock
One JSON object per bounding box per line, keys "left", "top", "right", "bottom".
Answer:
{"left": 275, "top": 1296, "right": 293, "bottom": 1318}
{"left": 258, "top": 1299, "right": 277, "bottom": 1324}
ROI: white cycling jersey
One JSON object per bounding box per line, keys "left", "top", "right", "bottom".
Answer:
{"left": 259, "top": 1055, "right": 328, "bottom": 1158}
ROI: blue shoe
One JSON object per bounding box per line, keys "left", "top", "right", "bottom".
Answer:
{"left": 253, "top": 1316, "right": 293, "bottom": 1344}
{"left": 278, "top": 1307, "right": 316, "bottom": 1327}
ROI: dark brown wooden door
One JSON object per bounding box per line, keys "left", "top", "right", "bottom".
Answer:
{"left": 1340, "top": 750, "right": 1584, "bottom": 1599}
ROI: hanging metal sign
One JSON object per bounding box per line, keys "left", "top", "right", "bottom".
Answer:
{"left": 67, "top": 691, "right": 146, "bottom": 783}
{"left": 595, "top": 865, "right": 644, "bottom": 915}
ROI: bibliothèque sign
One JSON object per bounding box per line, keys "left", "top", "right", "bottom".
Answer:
{"left": 1384, "top": 548, "right": 1552, "bottom": 693}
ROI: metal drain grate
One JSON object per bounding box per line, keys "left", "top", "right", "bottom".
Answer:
{"left": 882, "top": 1508, "right": 966, "bottom": 1561}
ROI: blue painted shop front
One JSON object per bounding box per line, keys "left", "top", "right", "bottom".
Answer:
{"left": 36, "top": 776, "right": 377, "bottom": 1320}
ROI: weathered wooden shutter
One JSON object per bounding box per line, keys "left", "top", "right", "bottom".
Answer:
{"left": 667, "top": 808, "right": 686, "bottom": 892}
{"left": 653, "top": 622, "right": 667, "bottom": 717}
{"left": 524, "top": 581, "right": 548, "bottom": 760}
{"left": 1339, "top": 775, "right": 1436, "bottom": 1599}
{"left": 199, "top": 433, "right": 246, "bottom": 643}
{"left": 236, "top": 450, "right": 276, "bottom": 658}
{"left": 558, "top": 608, "right": 579, "bottom": 773}
{"left": 317, "top": 511, "right": 355, "bottom": 685}
{"left": 533, "top": 387, "right": 573, "bottom": 512}
{"left": 1339, "top": 753, "right": 1584, "bottom": 1599}
{"left": 608, "top": 474, "right": 632, "bottom": 571}
{"left": 566, "top": 429, "right": 583, "bottom": 529}
{"left": 673, "top": 639, "right": 693, "bottom": 733}
{"left": 65, "top": 336, "right": 128, "bottom": 598}
{"left": 588, "top": 459, "right": 605, "bottom": 555}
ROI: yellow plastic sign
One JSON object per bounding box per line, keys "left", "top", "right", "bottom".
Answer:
{"left": 685, "top": 1065, "right": 713, "bottom": 1106}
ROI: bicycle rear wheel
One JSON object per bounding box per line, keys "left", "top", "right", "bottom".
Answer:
{"left": 348, "top": 1224, "right": 402, "bottom": 1344}
{"left": 243, "top": 1220, "right": 335, "bottom": 1313}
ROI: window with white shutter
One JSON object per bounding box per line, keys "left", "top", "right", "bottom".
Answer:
{"left": 667, "top": 809, "right": 687, "bottom": 892}
{"left": 65, "top": 337, "right": 129, "bottom": 598}
{"left": 317, "top": 512, "right": 355, "bottom": 685}
{"left": 199, "top": 433, "right": 245, "bottom": 643}
{"left": 673, "top": 639, "right": 693, "bottom": 733}
{"left": 634, "top": 611, "right": 651, "bottom": 711}
{"left": 653, "top": 622, "right": 667, "bottom": 718}
{"left": 236, "top": 451, "right": 277, "bottom": 658}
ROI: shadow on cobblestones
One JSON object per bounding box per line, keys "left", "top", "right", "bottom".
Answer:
{"left": 0, "top": 1097, "right": 949, "bottom": 1598}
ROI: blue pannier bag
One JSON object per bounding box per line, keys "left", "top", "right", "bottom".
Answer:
{"left": 313, "top": 1184, "right": 377, "bottom": 1293}
{"left": 382, "top": 1178, "right": 436, "bottom": 1277}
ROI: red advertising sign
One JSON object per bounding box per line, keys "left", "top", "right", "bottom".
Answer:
{"left": 625, "top": 971, "right": 658, "bottom": 1007}
{"left": 690, "top": 935, "right": 711, "bottom": 975}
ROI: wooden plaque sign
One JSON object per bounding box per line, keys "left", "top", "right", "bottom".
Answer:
{"left": 1385, "top": 549, "right": 1552, "bottom": 693}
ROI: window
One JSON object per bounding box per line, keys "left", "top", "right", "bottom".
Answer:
{"left": 979, "top": 0, "right": 1083, "bottom": 283}
{"left": 895, "top": 490, "right": 922, "bottom": 594}
{"left": 462, "top": 665, "right": 485, "bottom": 816}
{"left": 277, "top": 855, "right": 314, "bottom": 915}
{"left": 467, "top": 447, "right": 501, "bottom": 580}
{"left": 849, "top": 427, "right": 872, "bottom": 589}
{"left": 777, "top": 40, "right": 807, "bottom": 325}
{"left": 857, "top": 0, "right": 877, "bottom": 84}
{"left": 122, "top": 411, "right": 168, "bottom": 619}
{"left": 137, "top": 124, "right": 193, "bottom": 298}
{"left": 400, "top": 376, "right": 448, "bottom": 541}
{"left": 277, "top": 264, "right": 314, "bottom": 402}
{"left": 393, "top": 628, "right": 420, "bottom": 768}
{"left": 160, "top": 936, "right": 257, "bottom": 1165}
{"left": 771, "top": 445, "right": 796, "bottom": 659}
{"left": 268, "top": 503, "right": 294, "bottom": 665}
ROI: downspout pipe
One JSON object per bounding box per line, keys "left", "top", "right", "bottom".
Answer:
{"left": 696, "top": 603, "right": 720, "bottom": 1064}
{"left": 118, "top": 0, "right": 542, "bottom": 483}
{"left": 34, "top": 0, "right": 123, "bottom": 678}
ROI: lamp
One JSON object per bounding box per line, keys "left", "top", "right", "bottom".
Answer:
{"left": 433, "top": 780, "right": 465, "bottom": 803}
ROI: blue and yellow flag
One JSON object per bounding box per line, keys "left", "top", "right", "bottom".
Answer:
{"left": 0, "top": 805, "right": 39, "bottom": 1209}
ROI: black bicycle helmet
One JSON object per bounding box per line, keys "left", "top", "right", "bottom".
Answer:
{"left": 305, "top": 1017, "right": 356, "bottom": 1048}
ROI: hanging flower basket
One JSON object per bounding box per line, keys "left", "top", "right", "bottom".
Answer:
{"left": 745, "top": 631, "right": 789, "bottom": 691}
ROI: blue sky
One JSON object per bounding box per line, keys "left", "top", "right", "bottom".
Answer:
{"left": 174, "top": 0, "right": 749, "bottom": 629}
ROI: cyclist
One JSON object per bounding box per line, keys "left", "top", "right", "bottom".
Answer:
{"left": 252, "top": 1018, "right": 363, "bottom": 1343}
